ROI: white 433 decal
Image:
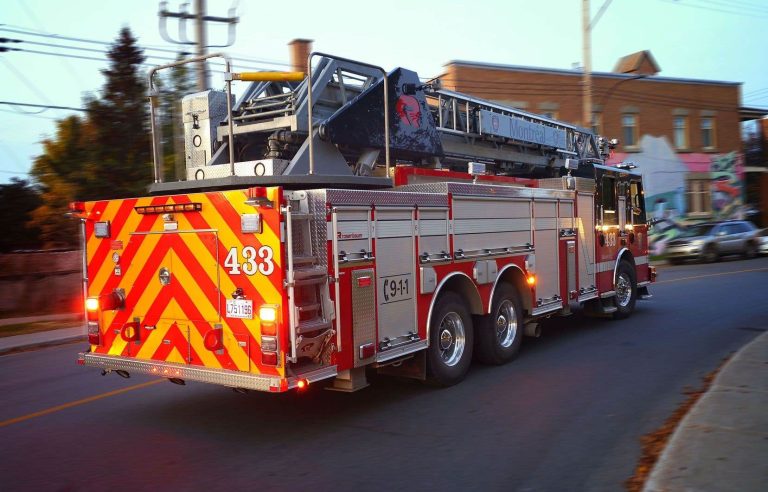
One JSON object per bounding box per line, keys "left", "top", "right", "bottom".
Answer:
{"left": 224, "top": 246, "right": 274, "bottom": 275}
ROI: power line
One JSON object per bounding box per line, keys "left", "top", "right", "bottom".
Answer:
{"left": 0, "top": 26, "right": 290, "bottom": 68}
{"left": 660, "top": 0, "right": 768, "bottom": 18}
{"left": 4, "top": 46, "right": 273, "bottom": 73}
{"left": 0, "top": 101, "right": 87, "bottom": 112}
{"left": 0, "top": 57, "right": 54, "bottom": 105}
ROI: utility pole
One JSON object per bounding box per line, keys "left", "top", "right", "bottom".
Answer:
{"left": 582, "top": 0, "right": 591, "bottom": 129}
{"left": 194, "top": 0, "right": 208, "bottom": 90}
{"left": 582, "top": 0, "right": 613, "bottom": 129}
{"left": 159, "top": 0, "right": 238, "bottom": 91}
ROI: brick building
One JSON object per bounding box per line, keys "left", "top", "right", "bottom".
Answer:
{"left": 438, "top": 51, "right": 767, "bottom": 250}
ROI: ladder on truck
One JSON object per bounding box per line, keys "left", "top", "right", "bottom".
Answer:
{"left": 425, "top": 88, "right": 601, "bottom": 174}
{"left": 283, "top": 191, "right": 335, "bottom": 369}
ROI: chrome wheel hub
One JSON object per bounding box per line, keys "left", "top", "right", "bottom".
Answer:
{"left": 616, "top": 273, "right": 632, "bottom": 307}
{"left": 495, "top": 300, "right": 518, "bottom": 348}
{"left": 438, "top": 312, "right": 466, "bottom": 367}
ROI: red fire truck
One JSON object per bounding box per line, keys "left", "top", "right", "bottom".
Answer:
{"left": 75, "top": 52, "right": 655, "bottom": 392}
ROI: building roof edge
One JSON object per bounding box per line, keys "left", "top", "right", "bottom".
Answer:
{"left": 445, "top": 60, "right": 741, "bottom": 87}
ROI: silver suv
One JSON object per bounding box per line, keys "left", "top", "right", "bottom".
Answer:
{"left": 665, "top": 220, "right": 759, "bottom": 264}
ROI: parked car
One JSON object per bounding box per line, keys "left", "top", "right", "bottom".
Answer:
{"left": 758, "top": 228, "right": 768, "bottom": 255}
{"left": 665, "top": 220, "right": 760, "bottom": 264}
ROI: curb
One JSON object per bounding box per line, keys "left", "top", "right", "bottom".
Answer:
{"left": 0, "top": 335, "right": 86, "bottom": 356}
{"left": 643, "top": 330, "right": 768, "bottom": 491}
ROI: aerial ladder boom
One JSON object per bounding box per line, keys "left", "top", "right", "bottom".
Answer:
{"left": 150, "top": 53, "right": 609, "bottom": 194}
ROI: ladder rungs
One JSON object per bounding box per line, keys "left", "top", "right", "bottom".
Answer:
{"left": 296, "top": 318, "right": 332, "bottom": 334}
{"left": 297, "top": 302, "right": 321, "bottom": 313}
{"left": 293, "top": 266, "right": 327, "bottom": 280}
{"left": 294, "top": 276, "right": 327, "bottom": 286}
{"left": 293, "top": 255, "right": 316, "bottom": 265}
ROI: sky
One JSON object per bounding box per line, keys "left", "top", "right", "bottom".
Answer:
{"left": 1, "top": 0, "right": 767, "bottom": 184}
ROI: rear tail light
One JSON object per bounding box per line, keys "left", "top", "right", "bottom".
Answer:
{"left": 258, "top": 304, "right": 280, "bottom": 365}
{"left": 259, "top": 305, "right": 278, "bottom": 336}
{"left": 69, "top": 201, "right": 85, "bottom": 213}
{"left": 87, "top": 321, "right": 100, "bottom": 345}
{"left": 261, "top": 352, "right": 278, "bottom": 365}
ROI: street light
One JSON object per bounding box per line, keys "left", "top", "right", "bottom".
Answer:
{"left": 594, "top": 74, "right": 647, "bottom": 138}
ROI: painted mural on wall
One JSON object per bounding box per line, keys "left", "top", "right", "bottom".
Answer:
{"left": 607, "top": 135, "right": 745, "bottom": 255}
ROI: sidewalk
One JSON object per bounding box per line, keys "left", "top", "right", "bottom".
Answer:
{"left": 644, "top": 330, "right": 768, "bottom": 492}
{"left": 0, "top": 313, "right": 81, "bottom": 327}
{"left": 0, "top": 316, "right": 84, "bottom": 355}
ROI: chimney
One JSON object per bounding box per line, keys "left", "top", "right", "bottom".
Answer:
{"left": 288, "top": 39, "right": 313, "bottom": 74}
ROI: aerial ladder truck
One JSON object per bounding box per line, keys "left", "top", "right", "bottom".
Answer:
{"left": 75, "top": 52, "right": 655, "bottom": 392}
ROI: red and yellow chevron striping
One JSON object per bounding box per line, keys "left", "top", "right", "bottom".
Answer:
{"left": 84, "top": 188, "right": 285, "bottom": 378}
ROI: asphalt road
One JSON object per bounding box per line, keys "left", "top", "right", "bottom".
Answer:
{"left": 2, "top": 257, "right": 767, "bottom": 492}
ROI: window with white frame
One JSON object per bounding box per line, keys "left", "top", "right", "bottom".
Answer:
{"left": 591, "top": 112, "right": 602, "bottom": 136}
{"left": 701, "top": 117, "right": 716, "bottom": 149}
{"left": 622, "top": 114, "right": 638, "bottom": 148}
{"left": 686, "top": 177, "right": 711, "bottom": 215}
{"left": 673, "top": 116, "right": 689, "bottom": 149}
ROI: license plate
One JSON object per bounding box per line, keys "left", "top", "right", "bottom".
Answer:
{"left": 226, "top": 299, "right": 253, "bottom": 319}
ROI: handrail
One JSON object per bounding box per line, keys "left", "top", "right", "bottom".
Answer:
{"left": 147, "top": 52, "right": 235, "bottom": 183}
{"left": 306, "top": 52, "right": 390, "bottom": 176}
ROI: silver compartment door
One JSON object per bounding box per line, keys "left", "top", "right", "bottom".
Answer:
{"left": 375, "top": 207, "right": 417, "bottom": 345}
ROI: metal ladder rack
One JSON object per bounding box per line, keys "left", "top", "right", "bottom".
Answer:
{"left": 284, "top": 192, "right": 334, "bottom": 365}
{"left": 425, "top": 88, "right": 601, "bottom": 171}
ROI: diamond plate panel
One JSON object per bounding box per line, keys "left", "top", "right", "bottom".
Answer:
{"left": 307, "top": 190, "right": 329, "bottom": 270}
{"left": 326, "top": 189, "right": 447, "bottom": 208}
{"left": 399, "top": 182, "right": 573, "bottom": 200}
{"left": 351, "top": 268, "right": 377, "bottom": 367}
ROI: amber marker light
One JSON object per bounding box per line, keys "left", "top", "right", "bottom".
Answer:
{"left": 296, "top": 378, "right": 309, "bottom": 390}
{"left": 526, "top": 275, "right": 536, "bottom": 286}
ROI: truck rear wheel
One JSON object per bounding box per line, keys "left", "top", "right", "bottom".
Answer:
{"left": 476, "top": 283, "right": 523, "bottom": 365}
{"left": 613, "top": 260, "right": 637, "bottom": 319}
{"left": 427, "top": 292, "right": 474, "bottom": 387}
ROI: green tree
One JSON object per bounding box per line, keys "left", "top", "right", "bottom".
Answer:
{"left": 29, "top": 115, "right": 89, "bottom": 248}
{"left": 85, "top": 27, "right": 151, "bottom": 199}
{"left": 30, "top": 27, "right": 151, "bottom": 248}
{"left": 0, "top": 178, "right": 42, "bottom": 252}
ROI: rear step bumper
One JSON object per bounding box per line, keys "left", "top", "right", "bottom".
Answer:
{"left": 79, "top": 352, "right": 337, "bottom": 393}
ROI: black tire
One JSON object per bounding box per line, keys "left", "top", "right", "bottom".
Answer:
{"left": 427, "top": 292, "right": 474, "bottom": 387}
{"left": 744, "top": 242, "right": 758, "bottom": 259}
{"left": 702, "top": 245, "right": 719, "bottom": 263}
{"left": 668, "top": 257, "right": 683, "bottom": 265}
{"left": 476, "top": 283, "right": 523, "bottom": 365}
{"left": 613, "top": 260, "right": 637, "bottom": 320}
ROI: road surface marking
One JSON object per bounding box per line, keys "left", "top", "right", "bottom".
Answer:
{"left": 655, "top": 267, "right": 768, "bottom": 285}
{"left": 0, "top": 379, "right": 163, "bottom": 428}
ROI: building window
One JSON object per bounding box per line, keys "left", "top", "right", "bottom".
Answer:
{"left": 673, "top": 116, "right": 689, "bottom": 150}
{"left": 622, "top": 114, "right": 638, "bottom": 148}
{"left": 686, "top": 178, "right": 712, "bottom": 216}
{"left": 701, "top": 117, "right": 716, "bottom": 149}
{"left": 591, "top": 112, "right": 602, "bottom": 136}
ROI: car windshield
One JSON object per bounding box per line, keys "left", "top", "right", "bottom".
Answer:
{"left": 680, "top": 224, "right": 715, "bottom": 238}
